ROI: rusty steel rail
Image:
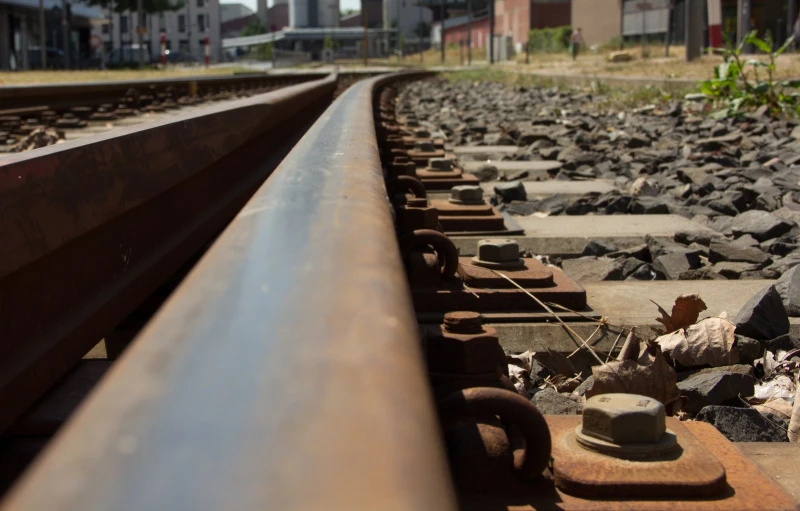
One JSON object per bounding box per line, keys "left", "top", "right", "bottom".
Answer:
{"left": 0, "top": 72, "right": 328, "bottom": 111}
{"left": 0, "top": 73, "right": 337, "bottom": 435}
{"left": 0, "top": 71, "right": 457, "bottom": 510}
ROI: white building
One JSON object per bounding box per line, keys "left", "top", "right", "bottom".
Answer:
{"left": 91, "top": 0, "right": 221, "bottom": 64}
{"left": 288, "top": 0, "right": 339, "bottom": 28}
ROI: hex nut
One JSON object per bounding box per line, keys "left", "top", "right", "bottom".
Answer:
{"left": 449, "top": 185, "right": 484, "bottom": 204}
{"left": 415, "top": 141, "right": 437, "bottom": 152}
{"left": 582, "top": 393, "right": 665, "bottom": 444}
{"left": 477, "top": 239, "right": 520, "bottom": 263}
{"left": 428, "top": 158, "right": 454, "bottom": 171}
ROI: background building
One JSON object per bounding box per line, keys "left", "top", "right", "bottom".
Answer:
{"left": 1, "top": 0, "right": 104, "bottom": 69}
{"left": 221, "top": 2, "right": 253, "bottom": 21}
{"left": 92, "top": 0, "right": 222, "bottom": 64}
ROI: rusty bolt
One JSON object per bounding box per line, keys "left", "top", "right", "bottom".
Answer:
{"left": 426, "top": 312, "right": 505, "bottom": 375}
{"left": 415, "top": 141, "right": 437, "bottom": 152}
{"left": 443, "top": 311, "right": 484, "bottom": 334}
{"left": 414, "top": 128, "right": 431, "bottom": 138}
{"left": 576, "top": 393, "right": 677, "bottom": 458}
{"left": 449, "top": 185, "right": 484, "bottom": 205}
{"left": 472, "top": 239, "right": 525, "bottom": 269}
{"left": 428, "top": 158, "right": 454, "bottom": 171}
{"left": 405, "top": 118, "right": 421, "bottom": 127}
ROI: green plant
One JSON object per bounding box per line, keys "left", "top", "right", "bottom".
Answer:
{"left": 528, "top": 25, "right": 572, "bottom": 53}
{"left": 698, "top": 30, "right": 800, "bottom": 118}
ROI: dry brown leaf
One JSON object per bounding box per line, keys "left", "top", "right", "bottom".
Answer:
{"left": 585, "top": 348, "right": 680, "bottom": 407}
{"left": 652, "top": 294, "right": 708, "bottom": 333}
{"left": 656, "top": 317, "right": 739, "bottom": 368}
{"left": 507, "top": 350, "right": 534, "bottom": 372}
{"left": 508, "top": 365, "right": 532, "bottom": 396}
{"left": 753, "top": 399, "right": 794, "bottom": 421}
{"left": 789, "top": 375, "right": 800, "bottom": 443}
{"left": 532, "top": 349, "right": 576, "bottom": 377}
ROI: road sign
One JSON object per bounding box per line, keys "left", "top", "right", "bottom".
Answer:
{"left": 89, "top": 34, "right": 102, "bottom": 49}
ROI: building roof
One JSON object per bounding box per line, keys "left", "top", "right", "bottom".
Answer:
{"left": 221, "top": 13, "right": 258, "bottom": 36}
{"left": 2, "top": 0, "right": 104, "bottom": 19}
{"left": 439, "top": 11, "right": 488, "bottom": 31}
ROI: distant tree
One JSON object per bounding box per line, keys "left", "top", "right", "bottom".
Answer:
{"left": 242, "top": 18, "right": 266, "bottom": 36}
{"left": 340, "top": 8, "right": 357, "bottom": 16}
{"left": 415, "top": 21, "right": 430, "bottom": 38}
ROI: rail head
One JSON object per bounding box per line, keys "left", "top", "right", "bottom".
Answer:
{"left": 0, "top": 72, "right": 457, "bottom": 510}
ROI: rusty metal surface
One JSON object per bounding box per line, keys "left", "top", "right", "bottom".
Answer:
{"left": 411, "top": 257, "right": 587, "bottom": 312}
{"left": 552, "top": 416, "right": 726, "bottom": 499}
{"left": 0, "top": 74, "right": 338, "bottom": 435}
{"left": 0, "top": 71, "right": 457, "bottom": 511}
{"left": 0, "top": 72, "right": 328, "bottom": 111}
{"left": 458, "top": 416, "right": 799, "bottom": 510}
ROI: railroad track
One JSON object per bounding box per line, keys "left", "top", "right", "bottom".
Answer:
{"left": 0, "top": 71, "right": 797, "bottom": 510}
{"left": 0, "top": 71, "right": 363, "bottom": 152}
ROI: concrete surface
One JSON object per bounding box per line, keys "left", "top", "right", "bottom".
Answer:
{"left": 478, "top": 280, "right": 800, "bottom": 359}
{"left": 736, "top": 442, "right": 800, "bottom": 503}
{"left": 429, "top": 179, "right": 617, "bottom": 199}
{"left": 462, "top": 160, "right": 564, "bottom": 179}
{"left": 451, "top": 214, "right": 717, "bottom": 257}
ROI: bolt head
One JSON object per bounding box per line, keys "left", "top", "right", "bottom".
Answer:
{"left": 581, "top": 394, "right": 666, "bottom": 444}
{"left": 476, "top": 239, "right": 521, "bottom": 263}
{"left": 415, "top": 141, "right": 437, "bottom": 152}
{"left": 450, "top": 185, "right": 484, "bottom": 204}
{"left": 429, "top": 158, "right": 454, "bottom": 171}
{"left": 414, "top": 128, "right": 431, "bottom": 138}
{"left": 406, "top": 119, "right": 421, "bottom": 127}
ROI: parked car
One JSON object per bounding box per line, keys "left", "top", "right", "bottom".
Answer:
{"left": 27, "top": 47, "right": 66, "bottom": 69}
{"left": 106, "top": 45, "right": 152, "bottom": 68}
{"left": 164, "top": 50, "right": 199, "bottom": 64}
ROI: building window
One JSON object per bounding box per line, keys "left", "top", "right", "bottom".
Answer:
{"left": 102, "top": 23, "right": 109, "bottom": 34}
{"left": 120, "top": 15, "right": 128, "bottom": 33}
{"left": 179, "top": 39, "right": 190, "bottom": 52}
{"left": 178, "top": 14, "right": 185, "bottom": 32}
{"left": 197, "top": 14, "right": 205, "bottom": 32}
{"left": 197, "top": 0, "right": 205, "bottom": 7}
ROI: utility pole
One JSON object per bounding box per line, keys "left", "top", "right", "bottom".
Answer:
{"left": 396, "top": 0, "right": 401, "bottom": 58}
{"left": 489, "top": 0, "right": 494, "bottom": 63}
{"left": 665, "top": 2, "right": 672, "bottom": 57}
{"left": 738, "top": 0, "right": 751, "bottom": 53}
{"left": 525, "top": 0, "right": 530, "bottom": 64}
{"left": 685, "top": 0, "right": 703, "bottom": 61}
{"left": 418, "top": 0, "right": 423, "bottom": 62}
{"left": 39, "top": 0, "right": 46, "bottom": 67}
{"left": 789, "top": 0, "right": 796, "bottom": 45}
{"left": 640, "top": 8, "right": 646, "bottom": 58}
{"left": 187, "top": 0, "right": 192, "bottom": 59}
{"left": 466, "top": 0, "right": 471, "bottom": 65}
{"left": 137, "top": 0, "right": 144, "bottom": 68}
{"left": 62, "top": 0, "right": 70, "bottom": 69}
{"left": 439, "top": 0, "right": 445, "bottom": 63}
{"left": 362, "top": 0, "right": 367, "bottom": 65}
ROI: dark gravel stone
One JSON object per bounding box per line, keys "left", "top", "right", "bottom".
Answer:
{"left": 530, "top": 388, "right": 583, "bottom": 415}
{"left": 674, "top": 231, "right": 716, "bottom": 246}
{"left": 733, "top": 284, "right": 790, "bottom": 340}
{"left": 763, "top": 334, "right": 800, "bottom": 352}
{"left": 561, "top": 257, "right": 624, "bottom": 281}
{"left": 606, "top": 244, "right": 651, "bottom": 262}
{"left": 653, "top": 251, "right": 701, "bottom": 280}
{"left": 677, "top": 366, "right": 755, "bottom": 414}
{"left": 695, "top": 406, "right": 787, "bottom": 442}
{"left": 774, "top": 265, "right": 800, "bottom": 316}
{"left": 627, "top": 263, "right": 662, "bottom": 280}
{"left": 472, "top": 165, "right": 499, "bottom": 182}
{"left": 712, "top": 261, "right": 761, "bottom": 279}
{"left": 582, "top": 240, "right": 618, "bottom": 257}
{"left": 680, "top": 267, "right": 728, "bottom": 280}
{"left": 494, "top": 181, "right": 527, "bottom": 203}
{"left": 734, "top": 335, "right": 763, "bottom": 363}
{"left": 730, "top": 210, "right": 793, "bottom": 241}
{"left": 630, "top": 197, "right": 670, "bottom": 214}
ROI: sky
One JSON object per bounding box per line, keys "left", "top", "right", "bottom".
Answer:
{"left": 221, "top": 0, "right": 362, "bottom": 16}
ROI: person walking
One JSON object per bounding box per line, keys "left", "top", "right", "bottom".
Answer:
{"left": 570, "top": 27, "right": 584, "bottom": 61}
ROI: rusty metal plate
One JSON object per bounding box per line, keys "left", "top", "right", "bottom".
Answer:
{"left": 439, "top": 213, "right": 507, "bottom": 232}
{"left": 460, "top": 258, "right": 554, "bottom": 288}
{"left": 407, "top": 148, "right": 447, "bottom": 166}
{"left": 417, "top": 168, "right": 465, "bottom": 180}
{"left": 551, "top": 416, "right": 726, "bottom": 499}
{"left": 411, "top": 258, "right": 587, "bottom": 312}
{"left": 458, "top": 416, "right": 799, "bottom": 510}
{"left": 418, "top": 174, "right": 481, "bottom": 191}
{"left": 430, "top": 199, "right": 496, "bottom": 216}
